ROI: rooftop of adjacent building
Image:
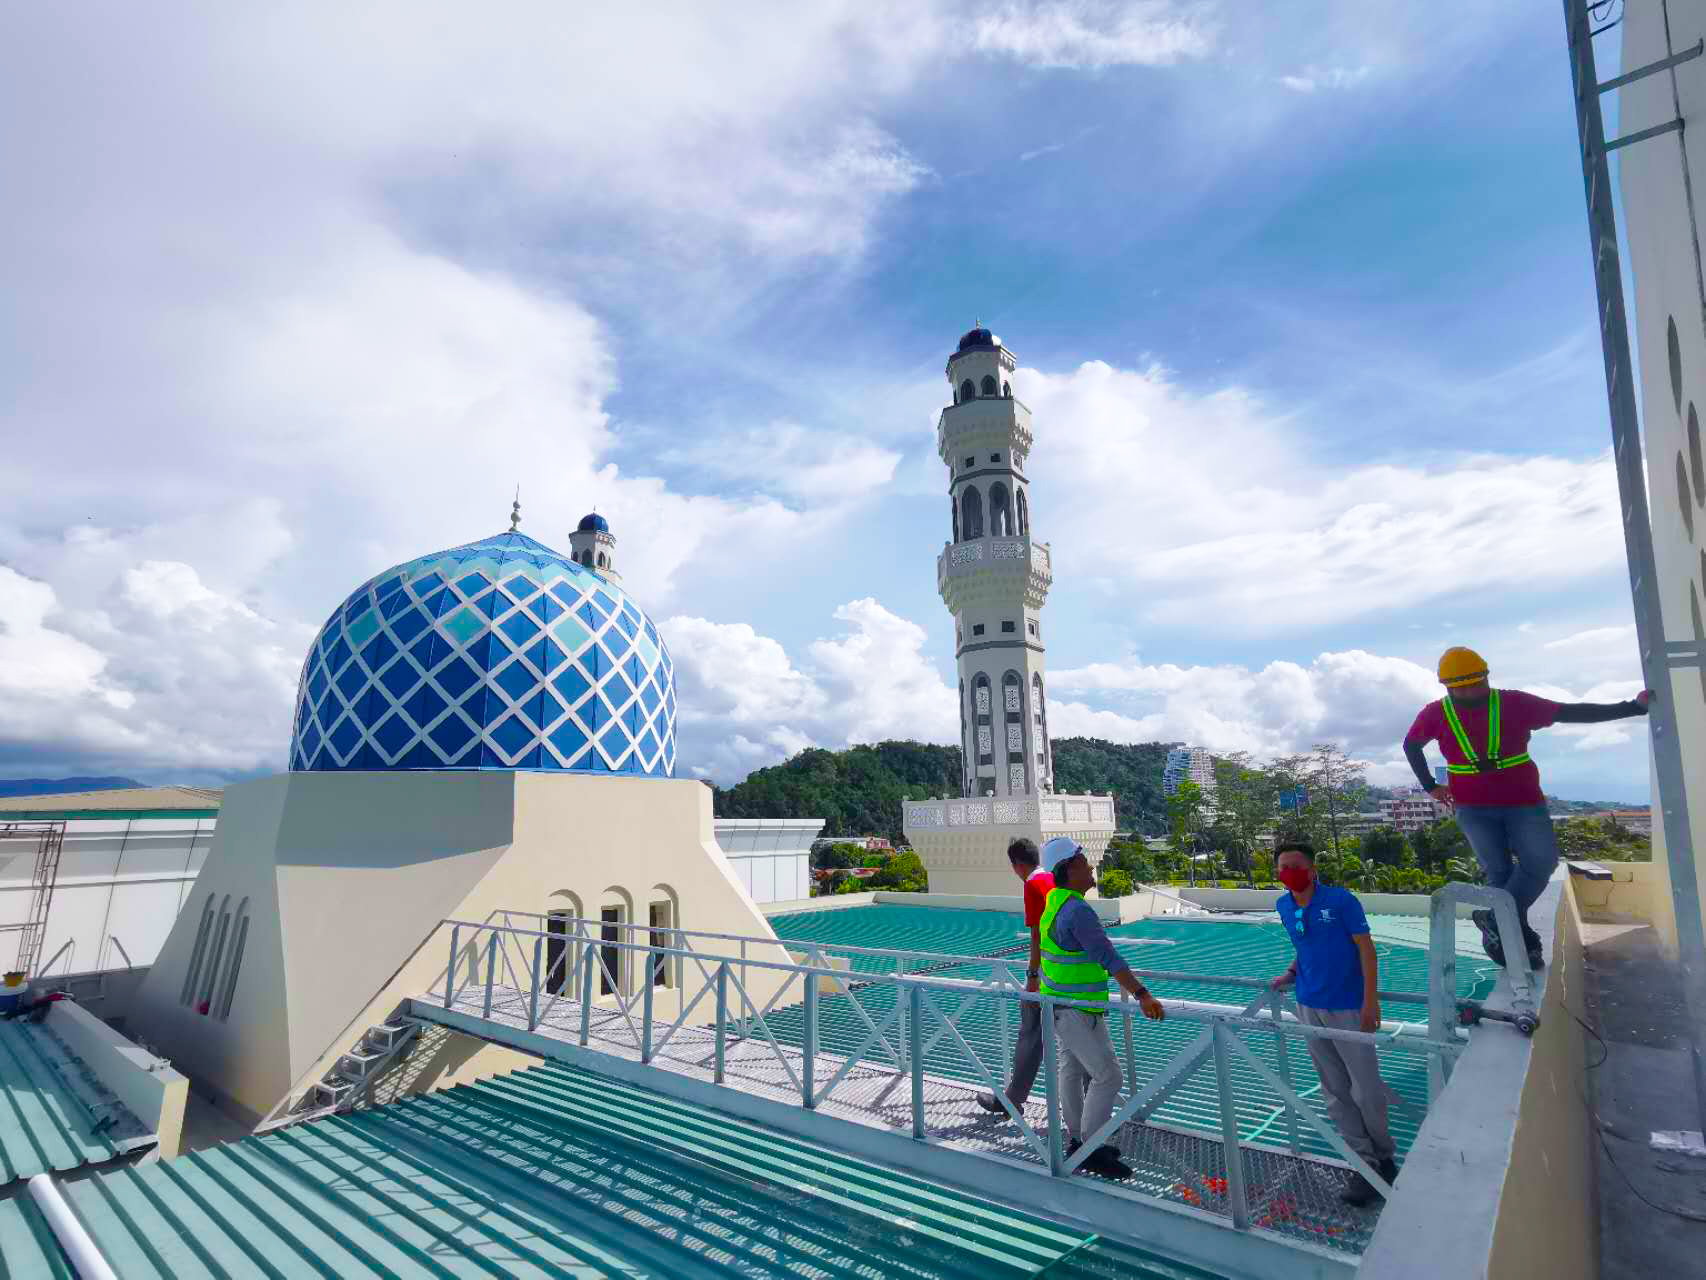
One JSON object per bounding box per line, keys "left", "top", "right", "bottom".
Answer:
{"left": 0, "top": 785, "right": 223, "bottom": 820}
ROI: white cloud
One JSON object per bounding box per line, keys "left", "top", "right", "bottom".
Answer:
{"left": 663, "top": 599, "right": 957, "bottom": 781}
{"left": 1015, "top": 359, "right": 1625, "bottom": 627}
{"left": 1280, "top": 65, "right": 1371, "bottom": 93}
{"left": 971, "top": 1, "right": 1217, "bottom": 70}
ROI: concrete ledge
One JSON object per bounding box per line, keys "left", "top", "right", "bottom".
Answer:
{"left": 764, "top": 893, "right": 876, "bottom": 915}
{"left": 46, "top": 1000, "right": 187, "bottom": 1159}
{"left": 1170, "top": 887, "right": 1473, "bottom": 917}
{"left": 1569, "top": 859, "right": 1656, "bottom": 922}
{"left": 1360, "top": 875, "right": 1594, "bottom": 1278}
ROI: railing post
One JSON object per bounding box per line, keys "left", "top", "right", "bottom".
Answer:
{"left": 740, "top": 939, "right": 749, "bottom": 1040}
{"left": 1212, "top": 1023, "right": 1250, "bottom": 1229}
{"left": 803, "top": 964, "right": 818, "bottom": 1108}
{"left": 895, "top": 955, "right": 909, "bottom": 1073}
{"left": 998, "top": 980, "right": 1011, "bottom": 1086}
{"left": 1042, "top": 997, "right": 1063, "bottom": 1176}
{"left": 909, "top": 984, "right": 925, "bottom": 1139}
{"left": 1428, "top": 889, "right": 1459, "bottom": 1103}
{"left": 642, "top": 949, "right": 655, "bottom": 1063}
{"left": 528, "top": 935, "right": 542, "bottom": 1031}
{"left": 1122, "top": 991, "right": 1137, "bottom": 1099}
{"left": 444, "top": 925, "right": 460, "bottom": 1010}
{"left": 1270, "top": 990, "right": 1300, "bottom": 1155}
{"left": 579, "top": 944, "right": 595, "bottom": 1046}
{"left": 715, "top": 962, "right": 728, "bottom": 1085}
{"left": 482, "top": 931, "right": 497, "bottom": 1020}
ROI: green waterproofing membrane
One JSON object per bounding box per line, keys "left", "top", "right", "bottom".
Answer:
{"left": 26, "top": 1061, "right": 1232, "bottom": 1280}
{"left": 0, "top": 1017, "right": 136, "bottom": 1186}
{"left": 759, "top": 906, "right": 1498, "bottom": 1164}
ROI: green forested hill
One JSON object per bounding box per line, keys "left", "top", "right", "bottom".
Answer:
{"left": 712, "top": 738, "right": 1176, "bottom": 843}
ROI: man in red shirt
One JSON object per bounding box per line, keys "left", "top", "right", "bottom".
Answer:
{"left": 1404, "top": 646, "right": 1651, "bottom": 969}
{"left": 978, "top": 837, "right": 1054, "bottom": 1116}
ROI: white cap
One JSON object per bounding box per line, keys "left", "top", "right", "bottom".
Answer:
{"left": 1041, "top": 836, "right": 1082, "bottom": 876}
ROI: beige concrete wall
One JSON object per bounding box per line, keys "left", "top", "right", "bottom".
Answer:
{"left": 1570, "top": 862, "right": 1658, "bottom": 924}
{"left": 130, "top": 769, "right": 797, "bottom": 1129}
{"left": 1485, "top": 881, "right": 1597, "bottom": 1280}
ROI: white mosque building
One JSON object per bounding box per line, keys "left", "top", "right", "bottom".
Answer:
{"left": 905, "top": 327, "right": 1116, "bottom": 893}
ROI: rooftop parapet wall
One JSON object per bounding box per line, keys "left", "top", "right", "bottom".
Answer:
{"left": 905, "top": 793, "right": 1115, "bottom": 896}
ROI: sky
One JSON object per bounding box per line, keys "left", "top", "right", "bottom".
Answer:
{"left": 0, "top": 2, "right": 1657, "bottom": 801}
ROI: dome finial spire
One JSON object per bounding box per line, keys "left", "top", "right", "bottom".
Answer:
{"left": 509, "top": 486, "right": 521, "bottom": 533}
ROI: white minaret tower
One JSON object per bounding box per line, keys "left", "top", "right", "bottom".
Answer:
{"left": 903, "top": 324, "right": 1114, "bottom": 896}
{"left": 569, "top": 511, "right": 621, "bottom": 583}
{"left": 937, "top": 324, "right": 1054, "bottom": 798}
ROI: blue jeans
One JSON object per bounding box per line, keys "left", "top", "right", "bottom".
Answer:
{"left": 1454, "top": 804, "right": 1559, "bottom": 928}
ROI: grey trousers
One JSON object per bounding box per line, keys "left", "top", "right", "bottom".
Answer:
{"left": 1055, "top": 1008, "right": 1123, "bottom": 1144}
{"left": 1298, "top": 1005, "right": 1396, "bottom": 1162}
{"left": 1002, "top": 1000, "right": 1044, "bottom": 1105}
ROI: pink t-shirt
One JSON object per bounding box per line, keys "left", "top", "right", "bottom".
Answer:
{"left": 1406, "top": 689, "right": 1561, "bottom": 807}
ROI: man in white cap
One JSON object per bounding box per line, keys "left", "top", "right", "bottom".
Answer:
{"left": 1037, "top": 836, "right": 1166, "bottom": 1179}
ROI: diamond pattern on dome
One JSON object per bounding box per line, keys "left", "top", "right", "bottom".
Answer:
{"left": 288, "top": 531, "right": 676, "bottom": 777}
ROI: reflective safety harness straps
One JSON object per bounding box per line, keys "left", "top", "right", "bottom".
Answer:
{"left": 1442, "top": 690, "right": 1533, "bottom": 775}
{"left": 1038, "top": 888, "right": 1110, "bottom": 1013}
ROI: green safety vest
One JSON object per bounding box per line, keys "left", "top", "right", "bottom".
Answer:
{"left": 1038, "top": 887, "right": 1110, "bottom": 1014}
{"left": 1441, "top": 689, "right": 1533, "bottom": 776}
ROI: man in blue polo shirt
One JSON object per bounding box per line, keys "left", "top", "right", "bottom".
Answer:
{"left": 1268, "top": 839, "right": 1397, "bottom": 1207}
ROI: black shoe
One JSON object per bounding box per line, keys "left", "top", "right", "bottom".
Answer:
{"left": 1078, "top": 1144, "right": 1133, "bottom": 1180}
{"left": 1526, "top": 944, "right": 1545, "bottom": 970}
{"left": 975, "top": 1092, "right": 1006, "bottom": 1115}
{"left": 1341, "top": 1171, "right": 1379, "bottom": 1207}
{"left": 1472, "top": 909, "right": 1506, "bottom": 967}
{"left": 1377, "top": 1157, "right": 1399, "bottom": 1188}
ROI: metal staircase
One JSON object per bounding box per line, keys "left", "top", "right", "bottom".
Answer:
{"left": 270, "top": 1015, "right": 424, "bottom": 1128}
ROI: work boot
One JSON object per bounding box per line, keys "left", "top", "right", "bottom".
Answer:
{"left": 1078, "top": 1144, "right": 1133, "bottom": 1180}
{"left": 1471, "top": 909, "right": 1505, "bottom": 966}
{"left": 1377, "top": 1157, "right": 1399, "bottom": 1189}
{"left": 1522, "top": 926, "right": 1545, "bottom": 969}
{"left": 1341, "top": 1170, "right": 1379, "bottom": 1207}
{"left": 975, "top": 1092, "right": 1007, "bottom": 1116}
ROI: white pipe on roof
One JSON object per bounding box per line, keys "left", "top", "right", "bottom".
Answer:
{"left": 27, "top": 1173, "right": 119, "bottom": 1280}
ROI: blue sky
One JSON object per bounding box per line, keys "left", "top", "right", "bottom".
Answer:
{"left": 0, "top": 3, "right": 1654, "bottom": 800}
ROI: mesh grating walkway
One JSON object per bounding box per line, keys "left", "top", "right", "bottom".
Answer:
{"left": 0, "top": 1061, "right": 1235, "bottom": 1279}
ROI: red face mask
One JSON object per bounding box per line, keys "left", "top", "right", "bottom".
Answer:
{"left": 1277, "top": 865, "right": 1313, "bottom": 894}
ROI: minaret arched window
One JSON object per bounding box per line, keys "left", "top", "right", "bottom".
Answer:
{"left": 961, "top": 486, "right": 984, "bottom": 539}
{"left": 597, "top": 552, "right": 608, "bottom": 568}
{"left": 1003, "top": 670, "right": 1027, "bottom": 794}
{"left": 989, "top": 482, "right": 1014, "bottom": 537}
{"left": 579, "top": 549, "right": 593, "bottom": 566}
{"left": 951, "top": 496, "right": 960, "bottom": 542}
{"left": 960, "top": 378, "right": 976, "bottom": 402}
{"left": 1016, "top": 488, "right": 1029, "bottom": 537}
{"left": 973, "top": 674, "right": 993, "bottom": 780}
{"left": 1003, "top": 380, "right": 1012, "bottom": 398}
{"left": 1033, "top": 673, "right": 1051, "bottom": 789}
{"left": 981, "top": 374, "right": 997, "bottom": 396}
{"left": 958, "top": 678, "right": 970, "bottom": 795}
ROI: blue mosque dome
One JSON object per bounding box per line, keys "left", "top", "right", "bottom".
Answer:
{"left": 288, "top": 530, "right": 676, "bottom": 775}
{"left": 576, "top": 512, "right": 610, "bottom": 534}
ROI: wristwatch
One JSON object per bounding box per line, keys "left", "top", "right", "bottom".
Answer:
{"left": 1026, "top": 968, "right": 1041, "bottom": 980}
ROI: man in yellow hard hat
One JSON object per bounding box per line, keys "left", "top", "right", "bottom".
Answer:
{"left": 1402, "top": 647, "right": 1651, "bottom": 969}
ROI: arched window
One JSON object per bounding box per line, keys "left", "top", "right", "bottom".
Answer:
{"left": 1003, "top": 380, "right": 1012, "bottom": 398}
{"left": 961, "top": 486, "right": 984, "bottom": 540}
{"left": 579, "top": 550, "right": 593, "bottom": 567}
{"left": 989, "top": 482, "right": 1014, "bottom": 537}
{"left": 1016, "top": 489, "right": 1029, "bottom": 537}
{"left": 180, "top": 896, "right": 215, "bottom": 1005}
{"left": 216, "top": 898, "right": 249, "bottom": 1021}
{"left": 973, "top": 673, "right": 993, "bottom": 771}
{"left": 649, "top": 884, "right": 681, "bottom": 990}
{"left": 597, "top": 552, "right": 608, "bottom": 569}
{"left": 981, "top": 374, "right": 997, "bottom": 396}
{"left": 1033, "top": 673, "right": 1051, "bottom": 790}
{"left": 951, "top": 496, "right": 960, "bottom": 542}
{"left": 1003, "top": 671, "right": 1027, "bottom": 795}
{"left": 598, "top": 887, "right": 633, "bottom": 997}
{"left": 546, "top": 890, "right": 585, "bottom": 995}
{"left": 958, "top": 679, "right": 970, "bottom": 795}
{"left": 960, "top": 378, "right": 976, "bottom": 402}
{"left": 198, "top": 896, "right": 232, "bottom": 1015}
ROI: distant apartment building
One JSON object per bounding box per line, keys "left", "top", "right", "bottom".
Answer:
{"left": 1434, "top": 765, "right": 1449, "bottom": 788}
{"left": 1163, "top": 747, "right": 1218, "bottom": 811}
{"left": 1379, "top": 789, "right": 1449, "bottom": 833}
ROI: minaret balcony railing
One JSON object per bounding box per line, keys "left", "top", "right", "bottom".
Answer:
{"left": 936, "top": 537, "right": 1053, "bottom": 604}
{"left": 937, "top": 396, "right": 1034, "bottom": 460}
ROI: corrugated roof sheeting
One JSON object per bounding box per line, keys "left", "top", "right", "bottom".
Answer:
{"left": 0, "top": 785, "right": 222, "bottom": 815}
{"left": 35, "top": 1062, "right": 1230, "bottom": 1279}
{"left": 0, "top": 1018, "right": 148, "bottom": 1187}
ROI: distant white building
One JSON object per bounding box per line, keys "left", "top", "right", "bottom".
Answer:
{"left": 1379, "top": 789, "right": 1449, "bottom": 834}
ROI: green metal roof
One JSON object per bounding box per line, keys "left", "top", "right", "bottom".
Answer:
{"left": 7, "top": 1061, "right": 1234, "bottom": 1279}
{"left": 0, "top": 1016, "right": 151, "bottom": 1186}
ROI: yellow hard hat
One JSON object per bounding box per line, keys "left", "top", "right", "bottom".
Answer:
{"left": 1438, "top": 646, "right": 1489, "bottom": 688}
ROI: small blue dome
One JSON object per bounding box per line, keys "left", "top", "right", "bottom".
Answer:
{"left": 956, "top": 327, "right": 999, "bottom": 354}
{"left": 577, "top": 512, "right": 610, "bottom": 534}
{"left": 288, "top": 530, "right": 675, "bottom": 776}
